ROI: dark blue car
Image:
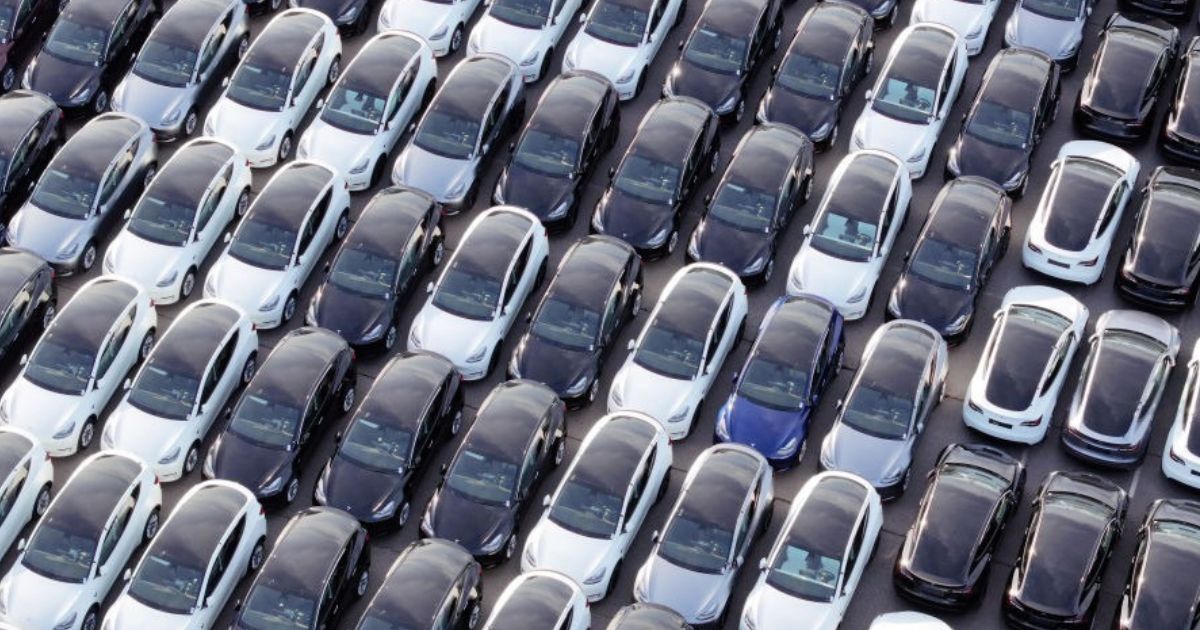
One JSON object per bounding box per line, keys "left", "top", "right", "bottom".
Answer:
{"left": 714, "top": 294, "right": 844, "bottom": 468}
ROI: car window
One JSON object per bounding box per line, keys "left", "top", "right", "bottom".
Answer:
{"left": 108, "top": 1, "right": 137, "bottom": 56}
{"left": 647, "top": 0, "right": 663, "bottom": 36}
{"left": 504, "top": 240, "right": 531, "bottom": 307}
{"left": 431, "top": 591, "right": 458, "bottom": 630}
{"left": 304, "top": 368, "right": 336, "bottom": 434}
{"left": 843, "top": 516, "right": 866, "bottom": 586}
{"left": 97, "top": 495, "right": 135, "bottom": 568}
{"left": 936, "top": 59, "right": 953, "bottom": 113}
{"left": 197, "top": 23, "right": 227, "bottom": 77}
{"left": 558, "top": 609, "right": 574, "bottom": 630}
{"left": 5, "top": 125, "right": 39, "bottom": 191}
{"left": 205, "top": 516, "right": 243, "bottom": 598}
{"left": 99, "top": 148, "right": 134, "bottom": 208}
{"left": 518, "top": 432, "right": 545, "bottom": 496}
{"left": 10, "top": 0, "right": 30, "bottom": 32}
{"left": 600, "top": 282, "right": 622, "bottom": 340}
{"left": 1096, "top": 181, "right": 1127, "bottom": 235}
{"left": 389, "top": 67, "right": 417, "bottom": 121}
{"left": 95, "top": 308, "right": 134, "bottom": 381}
{"left": 195, "top": 171, "right": 230, "bottom": 234}
{"left": 1039, "top": 335, "right": 1071, "bottom": 395}
{"left": 294, "top": 43, "right": 320, "bottom": 96}
{"left": 201, "top": 330, "right": 238, "bottom": 405}
{"left": 0, "top": 460, "right": 29, "bottom": 524}
{"left": 706, "top": 300, "right": 731, "bottom": 367}
{"left": 0, "top": 280, "right": 33, "bottom": 343}
{"left": 397, "top": 219, "right": 426, "bottom": 288}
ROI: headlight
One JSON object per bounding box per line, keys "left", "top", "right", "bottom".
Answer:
{"left": 695, "top": 600, "right": 722, "bottom": 622}
{"left": 158, "top": 446, "right": 181, "bottom": 464}
{"left": 466, "top": 345, "right": 489, "bottom": 363}
{"left": 349, "top": 157, "right": 370, "bottom": 174}
{"left": 563, "top": 53, "right": 576, "bottom": 71}
{"left": 616, "top": 68, "right": 636, "bottom": 84}
{"left": 846, "top": 285, "right": 869, "bottom": 304}
{"left": 103, "top": 252, "right": 116, "bottom": 273}
{"left": 945, "top": 312, "right": 970, "bottom": 335}
{"left": 53, "top": 612, "right": 77, "bottom": 630}
{"left": 20, "top": 63, "right": 32, "bottom": 89}
{"left": 57, "top": 240, "right": 80, "bottom": 259}
{"left": 716, "top": 92, "right": 739, "bottom": 114}
{"left": 773, "top": 436, "right": 799, "bottom": 458}
{"left": 907, "top": 147, "right": 927, "bottom": 164}
{"left": 480, "top": 531, "right": 507, "bottom": 554}
{"left": 743, "top": 253, "right": 767, "bottom": 274}
{"left": 546, "top": 198, "right": 571, "bottom": 219}
{"left": 564, "top": 376, "right": 589, "bottom": 397}
{"left": 1002, "top": 169, "right": 1024, "bottom": 189}
{"left": 430, "top": 25, "right": 449, "bottom": 40}
{"left": 160, "top": 106, "right": 182, "bottom": 126}
{"left": 254, "top": 135, "right": 277, "bottom": 151}
{"left": 666, "top": 409, "right": 689, "bottom": 424}
{"left": 361, "top": 323, "right": 385, "bottom": 342}
{"left": 305, "top": 302, "right": 319, "bottom": 326}
{"left": 260, "top": 475, "right": 285, "bottom": 495}
{"left": 582, "top": 567, "right": 607, "bottom": 585}
{"left": 634, "top": 573, "right": 649, "bottom": 601}
{"left": 811, "top": 121, "right": 833, "bottom": 141}
{"left": 372, "top": 499, "right": 398, "bottom": 518}
{"left": 52, "top": 421, "right": 76, "bottom": 440}
{"left": 520, "top": 51, "right": 539, "bottom": 67}
{"left": 259, "top": 294, "right": 281, "bottom": 312}
{"left": 338, "top": 4, "right": 359, "bottom": 21}
{"left": 646, "top": 224, "right": 672, "bottom": 247}
{"left": 850, "top": 130, "right": 866, "bottom": 150}
{"left": 156, "top": 269, "right": 178, "bottom": 287}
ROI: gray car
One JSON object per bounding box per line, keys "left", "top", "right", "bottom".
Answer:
{"left": 633, "top": 443, "right": 774, "bottom": 627}
{"left": 111, "top": 0, "right": 251, "bottom": 140}
{"left": 819, "top": 320, "right": 949, "bottom": 500}
{"left": 1002, "top": 0, "right": 1095, "bottom": 69}
{"left": 5, "top": 113, "right": 157, "bottom": 274}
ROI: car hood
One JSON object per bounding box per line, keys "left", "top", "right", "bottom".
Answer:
{"left": 761, "top": 89, "right": 837, "bottom": 139}
{"left": 824, "top": 424, "right": 909, "bottom": 484}
{"left": 4, "top": 378, "right": 82, "bottom": 442}
{"left": 393, "top": 146, "right": 475, "bottom": 202}
{"left": 300, "top": 121, "right": 373, "bottom": 170}
{"left": 105, "top": 403, "right": 191, "bottom": 464}
{"left": 208, "top": 257, "right": 287, "bottom": 314}
{"left": 106, "top": 233, "right": 188, "bottom": 289}
{"left": 743, "top": 584, "right": 837, "bottom": 630}
{"left": 429, "top": 488, "right": 513, "bottom": 552}
{"left": 115, "top": 75, "right": 190, "bottom": 128}
{"left": 207, "top": 100, "right": 284, "bottom": 155}
{"left": 640, "top": 557, "right": 726, "bottom": 622}
{"left": 791, "top": 247, "right": 873, "bottom": 305}
{"left": 7, "top": 205, "right": 89, "bottom": 263}
{"left": 411, "top": 305, "right": 496, "bottom": 364}
{"left": 596, "top": 191, "right": 672, "bottom": 246}
{"left": 473, "top": 17, "right": 542, "bottom": 64}
{"left": 566, "top": 35, "right": 638, "bottom": 82}
{"left": 323, "top": 457, "right": 406, "bottom": 519}
{"left": 105, "top": 594, "right": 192, "bottom": 630}
{"left": 514, "top": 336, "right": 595, "bottom": 395}
{"left": 912, "top": 0, "right": 990, "bottom": 35}
{"left": 210, "top": 433, "right": 291, "bottom": 492}
{"left": 526, "top": 520, "right": 614, "bottom": 584}
{"left": 379, "top": 0, "right": 453, "bottom": 38}
{"left": 724, "top": 396, "right": 808, "bottom": 456}
{"left": 954, "top": 135, "right": 1026, "bottom": 185}
{"left": 311, "top": 284, "right": 390, "bottom": 343}
{"left": 667, "top": 64, "right": 740, "bottom": 111}
{"left": 612, "top": 363, "right": 694, "bottom": 422}
{"left": 855, "top": 111, "right": 927, "bottom": 162}
{"left": 0, "top": 568, "right": 87, "bottom": 628}
{"left": 28, "top": 53, "right": 98, "bottom": 104}
{"left": 499, "top": 165, "right": 574, "bottom": 220}
{"left": 692, "top": 219, "right": 772, "bottom": 275}
{"left": 890, "top": 276, "right": 972, "bottom": 334}
{"left": 1007, "top": 11, "right": 1078, "bottom": 57}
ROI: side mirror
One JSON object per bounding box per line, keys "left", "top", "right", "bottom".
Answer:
{"left": 650, "top": 530, "right": 660, "bottom": 543}
{"left": 864, "top": 88, "right": 874, "bottom": 100}
{"left": 15, "top": 538, "right": 25, "bottom": 552}
{"left": 122, "top": 568, "right": 132, "bottom": 582}
{"left": 577, "top": 11, "right": 587, "bottom": 22}
{"left": 608, "top": 166, "right": 616, "bottom": 179}
{"left": 323, "top": 261, "right": 331, "bottom": 274}
{"left": 626, "top": 339, "right": 636, "bottom": 351}
{"left": 18, "top": 354, "right": 27, "bottom": 366}
{"left": 542, "top": 494, "right": 551, "bottom": 507}
{"left": 223, "top": 232, "right": 232, "bottom": 244}
{"left": 758, "top": 558, "right": 767, "bottom": 571}
{"left": 221, "top": 76, "right": 230, "bottom": 88}
{"left": 426, "top": 281, "right": 435, "bottom": 294}
{"left": 834, "top": 398, "right": 844, "bottom": 411}
{"left": 122, "top": 378, "right": 132, "bottom": 390}
{"left": 315, "top": 97, "right": 325, "bottom": 110}
{"left": 122, "top": 208, "right": 132, "bottom": 220}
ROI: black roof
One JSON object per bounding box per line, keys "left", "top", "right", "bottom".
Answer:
{"left": 978, "top": 48, "right": 1053, "bottom": 114}
{"left": 603, "top": 0, "right": 655, "bottom": 13}
{"left": 63, "top": 0, "right": 136, "bottom": 27}
{"left": 343, "top": 188, "right": 432, "bottom": 258}
{"left": 147, "top": 140, "right": 235, "bottom": 209}
{"left": 145, "top": 301, "right": 240, "bottom": 381}
{"left": 884, "top": 25, "right": 957, "bottom": 88}
{"left": 148, "top": 484, "right": 247, "bottom": 572}
{"left": 249, "top": 327, "right": 346, "bottom": 408}
{"left": 351, "top": 352, "right": 452, "bottom": 433}
{"left": 341, "top": 32, "right": 423, "bottom": 97}
{"left": 1021, "top": 485, "right": 1115, "bottom": 614}
{"left": 695, "top": 0, "right": 770, "bottom": 38}
{"left": 754, "top": 295, "right": 834, "bottom": 369}
{"left": 783, "top": 476, "right": 867, "bottom": 559}
{"left": 543, "top": 236, "right": 632, "bottom": 309}
{"left": 47, "top": 277, "right": 137, "bottom": 354}
{"left": 677, "top": 446, "right": 761, "bottom": 529}
{"left": 792, "top": 1, "right": 868, "bottom": 64}
{"left": 985, "top": 305, "right": 1070, "bottom": 410}
{"left": 608, "top": 603, "right": 691, "bottom": 630}
{"left": 628, "top": 98, "right": 711, "bottom": 166}
{"left": 51, "top": 114, "right": 142, "bottom": 181}
{"left": 454, "top": 210, "right": 532, "bottom": 278}
{"left": 362, "top": 539, "right": 474, "bottom": 629}
{"left": 528, "top": 72, "right": 611, "bottom": 140}
{"left": 244, "top": 10, "right": 326, "bottom": 70}
{"left": 939, "top": 443, "right": 1021, "bottom": 481}
{"left": 433, "top": 55, "right": 514, "bottom": 122}
{"left": 462, "top": 381, "right": 556, "bottom": 464}
{"left": 568, "top": 416, "right": 657, "bottom": 496}
{"left": 0, "top": 92, "right": 55, "bottom": 163}
{"left": 1129, "top": 501, "right": 1200, "bottom": 628}
{"left": 1091, "top": 19, "right": 1173, "bottom": 116}
{"left": 652, "top": 267, "right": 732, "bottom": 339}
{"left": 1132, "top": 168, "right": 1200, "bottom": 285}
{"left": 251, "top": 162, "right": 335, "bottom": 229}
{"left": 910, "top": 465, "right": 1006, "bottom": 583}
{"left": 825, "top": 153, "right": 900, "bottom": 223}
{"left": 0, "top": 431, "right": 33, "bottom": 483}
{"left": 149, "top": 0, "right": 232, "bottom": 51}
{"left": 45, "top": 453, "right": 141, "bottom": 540}
{"left": 856, "top": 323, "right": 937, "bottom": 399}
{"left": 722, "top": 125, "right": 809, "bottom": 199}
{"left": 1149, "top": 499, "right": 1200, "bottom": 528}
{"left": 257, "top": 507, "right": 361, "bottom": 599}
{"left": 924, "top": 178, "right": 1006, "bottom": 250}
{"left": 489, "top": 574, "right": 574, "bottom": 628}
{"left": 1077, "top": 329, "right": 1163, "bottom": 437}
{"left": 0, "top": 248, "right": 46, "bottom": 308}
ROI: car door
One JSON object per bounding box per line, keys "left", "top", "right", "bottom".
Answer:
{"left": 408, "top": 393, "right": 436, "bottom": 468}
{"left": 0, "top": 277, "right": 34, "bottom": 349}
{"left": 2, "top": 124, "right": 39, "bottom": 200}
{"left": 199, "top": 329, "right": 239, "bottom": 434}
{"left": 201, "top": 516, "right": 244, "bottom": 623}
{"left": 287, "top": 38, "right": 322, "bottom": 128}
{"left": 102, "top": 0, "right": 139, "bottom": 82}
{"left": 644, "top": 0, "right": 669, "bottom": 60}
{"left": 836, "top": 513, "right": 867, "bottom": 617}
{"left": 92, "top": 305, "right": 135, "bottom": 407}
{"left": 0, "top": 458, "right": 30, "bottom": 548}
{"left": 194, "top": 164, "right": 233, "bottom": 259}
{"left": 194, "top": 19, "right": 229, "bottom": 92}
{"left": 96, "top": 142, "right": 135, "bottom": 227}
{"left": 499, "top": 236, "right": 532, "bottom": 333}
{"left": 516, "top": 425, "right": 546, "bottom": 504}
{"left": 95, "top": 485, "right": 138, "bottom": 597}
{"left": 622, "top": 445, "right": 659, "bottom": 551}
{"left": 383, "top": 64, "right": 419, "bottom": 151}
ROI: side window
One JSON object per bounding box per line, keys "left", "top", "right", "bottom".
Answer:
{"left": 1039, "top": 336, "right": 1071, "bottom": 394}
{"left": 936, "top": 60, "right": 953, "bottom": 111}
{"left": 518, "top": 426, "right": 546, "bottom": 495}
{"left": 600, "top": 282, "right": 622, "bottom": 340}
{"left": 95, "top": 309, "right": 134, "bottom": 380}
{"left": 396, "top": 220, "right": 426, "bottom": 287}
{"left": 195, "top": 172, "right": 230, "bottom": 233}
{"left": 310, "top": 190, "right": 332, "bottom": 234}
{"left": 12, "top": 0, "right": 29, "bottom": 30}
{"left": 0, "top": 280, "right": 33, "bottom": 342}
{"left": 647, "top": 0, "right": 663, "bottom": 36}
{"left": 626, "top": 463, "right": 649, "bottom": 518}
{"left": 5, "top": 126, "right": 40, "bottom": 189}
{"left": 294, "top": 40, "right": 321, "bottom": 94}
{"left": 97, "top": 495, "right": 135, "bottom": 567}
{"left": 706, "top": 301, "right": 731, "bottom": 367}
{"left": 431, "top": 591, "right": 459, "bottom": 630}
{"left": 206, "top": 517, "right": 244, "bottom": 598}
{"left": 307, "top": 369, "right": 336, "bottom": 428}
{"left": 99, "top": 149, "right": 134, "bottom": 207}
{"left": 504, "top": 241, "right": 532, "bottom": 306}
{"left": 879, "top": 195, "right": 895, "bottom": 245}
{"left": 558, "top": 610, "right": 574, "bottom": 630}
{"left": 107, "top": 1, "right": 136, "bottom": 54}
{"left": 197, "top": 23, "right": 228, "bottom": 77}
{"left": 201, "top": 331, "right": 238, "bottom": 405}
{"left": 320, "top": 549, "right": 349, "bottom": 618}
{"left": 1097, "top": 182, "right": 1127, "bottom": 235}
{"left": 843, "top": 517, "right": 866, "bottom": 582}
{"left": 0, "top": 460, "right": 29, "bottom": 523}
{"left": 390, "top": 68, "right": 417, "bottom": 120}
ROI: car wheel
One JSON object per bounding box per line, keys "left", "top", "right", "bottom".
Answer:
{"left": 450, "top": 24, "right": 464, "bottom": 53}
{"left": 605, "top": 560, "right": 622, "bottom": 598}
{"left": 335, "top": 209, "right": 350, "bottom": 240}
{"left": 80, "top": 240, "right": 98, "bottom": 272}
{"left": 504, "top": 534, "right": 518, "bottom": 560}
{"left": 278, "top": 132, "right": 294, "bottom": 163}
{"left": 538, "top": 51, "right": 553, "bottom": 82}
{"left": 431, "top": 237, "right": 445, "bottom": 267}
{"left": 78, "top": 417, "right": 97, "bottom": 451}
{"left": 466, "top": 599, "right": 482, "bottom": 629}
{"left": 762, "top": 258, "right": 774, "bottom": 283}
{"left": 586, "top": 379, "right": 599, "bottom": 404}
{"left": 240, "top": 352, "right": 257, "bottom": 384}
{"left": 485, "top": 344, "right": 501, "bottom": 378}
{"left": 33, "top": 483, "right": 51, "bottom": 519}
{"left": 142, "top": 162, "right": 158, "bottom": 190}
{"left": 248, "top": 537, "right": 266, "bottom": 572}
{"left": 450, "top": 408, "right": 463, "bottom": 435}
{"left": 237, "top": 33, "right": 250, "bottom": 58}
{"left": 383, "top": 325, "right": 398, "bottom": 350}
{"left": 143, "top": 507, "right": 161, "bottom": 541}
{"left": 0, "top": 66, "right": 15, "bottom": 92}
{"left": 395, "top": 500, "right": 411, "bottom": 527}
{"left": 41, "top": 301, "right": 56, "bottom": 331}
{"left": 183, "top": 109, "right": 198, "bottom": 137}
{"left": 179, "top": 267, "right": 197, "bottom": 301}
{"left": 92, "top": 89, "right": 109, "bottom": 114}
{"left": 341, "top": 383, "right": 356, "bottom": 414}
{"left": 552, "top": 438, "right": 565, "bottom": 467}
{"left": 633, "top": 71, "right": 647, "bottom": 99}
{"left": 733, "top": 97, "right": 745, "bottom": 123}
{"left": 81, "top": 607, "right": 99, "bottom": 630}
{"left": 354, "top": 566, "right": 370, "bottom": 597}
{"left": 369, "top": 158, "right": 386, "bottom": 188}
{"left": 281, "top": 292, "right": 298, "bottom": 324}
{"left": 327, "top": 55, "right": 341, "bottom": 85}
{"left": 666, "top": 229, "right": 679, "bottom": 255}
{"left": 285, "top": 478, "right": 300, "bottom": 504}
{"left": 139, "top": 328, "right": 156, "bottom": 361}
{"left": 183, "top": 442, "right": 201, "bottom": 475}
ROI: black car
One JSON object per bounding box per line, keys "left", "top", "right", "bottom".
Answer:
{"left": 494, "top": 70, "right": 620, "bottom": 231}
{"left": 687, "top": 124, "right": 813, "bottom": 283}
{"left": 23, "top": 0, "right": 159, "bottom": 114}
{"left": 591, "top": 96, "right": 720, "bottom": 258}
{"left": 886, "top": 177, "right": 1011, "bottom": 343}
{"left": 509, "top": 235, "right": 642, "bottom": 406}
{"left": 663, "top": 0, "right": 782, "bottom": 123}
{"left": 354, "top": 539, "right": 483, "bottom": 630}
{"left": 1075, "top": 14, "right": 1179, "bottom": 142}
{"left": 0, "top": 0, "right": 58, "bottom": 93}
{"left": 0, "top": 247, "right": 54, "bottom": 365}
{"left": 827, "top": 0, "right": 898, "bottom": 27}
{"left": 315, "top": 351, "right": 463, "bottom": 527}
{"left": 1117, "top": 166, "right": 1200, "bottom": 308}
{"left": 1161, "top": 37, "right": 1200, "bottom": 163}
{"left": 234, "top": 507, "right": 371, "bottom": 630}
{"left": 291, "top": 0, "right": 374, "bottom": 33}
{"left": 420, "top": 379, "right": 565, "bottom": 565}
{"left": 756, "top": 1, "right": 872, "bottom": 149}
{"left": 1119, "top": 0, "right": 1193, "bottom": 23}
{"left": 946, "top": 47, "right": 1060, "bottom": 196}
{"left": 1113, "top": 500, "right": 1200, "bottom": 629}
{"left": 1004, "top": 471, "right": 1128, "bottom": 629}
{"left": 894, "top": 443, "right": 1025, "bottom": 610}
{"left": 307, "top": 187, "right": 443, "bottom": 351}
{"left": 204, "top": 326, "right": 357, "bottom": 505}
{"left": 0, "top": 92, "right": 62, "bottom": 234}
{"left": 608, "top": 603, "right": 692, "bottom": 629}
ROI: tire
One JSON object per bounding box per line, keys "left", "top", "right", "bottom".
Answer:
{"left": 278, "top": 132, "right": 294, "bottom": 163}
{"left": 466, "top": 599, "right": 482, "bottom": 629}
{"left": 182, "top": 108, "right": 198, "bottom": 137}
{"left": 281, "top": 292, "right": 298, "bottom": 325}
{"left": 285, "top": 478, "right": 300, "bottom": 504}
{"left": 142, "top": 162, "right": 158, "bottom": 190}
{"left": 182, "top": 442, "right": 201, "bottom": 475}
{"left": 179, "top": 267, "right": 197, "bottom": 301}
{"left": 633, "top": 71, "right": 647, "bottom": 99}
{"left": 236, "top": 187, "right": 252, "bottom": 217}
{"left": 340, "top": 383, "right": 357, "bottom": 414}
{"left": 248, "top": 537, "right": 266, "bottom": 572}
{"left": 241, "top": 352, "right": 257, "bottom": 385}
{"left": 327, "top": 55, "right": 341, "bottom": 85}
{"left": 354, "top": 566, "right": 370, "bottom": 598}
{"left": 383, "top": 324, "right": 398, "bottom": 350}
{"left": 656, "top": 469, "right": 671, "bottom": 502}
{"left": 139, "top": 328, "right": 156, "bottom": 361}
{"left": 143, "top": 507, "right": 161, "bottom": 541}
{"left": 32, "top": 483, "right": 51, "bottom": 519}
{"left": 552, "top": 438, "right": 565, "bottom": 467}
{"left": 449, "top": 24, "right": 464, "bottom": 54}
{"left": 395, "top": 500, "right": 411, "bottom": 527}
{"left": 40, "top": 301, "right": 56, "bottom": 331}
{"left": 0, "top": 66, "right": 15, "bottom": 92}
{"left": 92, "top": 89, "right": 109, "bottom": 114}
{"left": 80, "top": 241, "right": 98, "bottom": 272}
{"left": 78, "top": 417, "right": 97, "bottom": 451}
{"left": 335, "top": 209, "right": 350, "bottom": 240}
{"left": 81, "top": 607, "right": 99, "bottom": 630}
{"left": 369, "top": 158, "right": 386, "bottom": 188}
{"left": 237, "top": 33, "right": 250, "bottom": 58}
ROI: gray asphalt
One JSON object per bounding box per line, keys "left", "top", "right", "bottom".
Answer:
{"left": 6, "top": 0, "right": 1200, "bottom": 627}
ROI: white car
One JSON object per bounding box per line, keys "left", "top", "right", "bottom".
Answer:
{"left": 102, "top": 481, "right": 268, "bottom": 630}
{"left": 608, "top": 263, "right": 747, "bottom": 440}
{"left": 203, "top": 161, "right": 351, "bottom": 329}
{"left": 103, "top": 138, "right": 254, "bottom": 303}
{"left": 1162, "top": 339, "right": 1200, "bottom": 488}
{"left": 0, "top": 276, "right": 157, "bottom": 457}
{"left": 408, "top": 206, "right": 549, "bottom": 380}
{"left": 0, "top": 428, "right": 54, "bottom": 560}
{"left": 869, "top": 612, "right": 953, "bottom": 630}
{"left": 377, "top": 0, "right": 481, "bottom": 56}
{"left": 910, "top": 0, "right": 1000, "bottom": 55}
{"left": 963, "top": 285, "right": 1088, "bottom": 444}
{"left": 786, "top": 151, "right": 911, "bottom": 320}
{"left": 102, "top": 299, "right": 259, "bottom": 482}
{"left": 522, "top": 412, "right": 672, "bottom": 601}
{"left": 203, "top": 9, "right": 343, "bottom": 167}
{"left": 1023, "top": 141, "right": 1139, "bottom": 285}
{"left": 0, "top": 450, "right": 162, "bottom": 630}
{"left": 484, "top": 570, "right": 590, "bottom": 629}
{"left": 850, "top": 24, "right": 968, "bottom": 178}
{"left": 562, "top": 0, "right": 684, "bottom": 100}
{"left": 741, "top": 472, "right": 883, "bottom": 630}
{"left": 468, "top": 0, "right": 583, "bottom": 82}
{"left": 297, "top": 31, "right": 437, "bottom": 190}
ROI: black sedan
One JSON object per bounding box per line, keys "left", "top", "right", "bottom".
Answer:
{"left": 1160, "top": 37, "right": 1200, "bottom": 163}
{"left": 509, "top": 235, "right": 642, "bottom": 406}
{"left": 1116, "top": 166, "right": 1200, "bottom": 308}
{"left": 1113, "top": 500, "right": 1200, "bottom": 629}
{"left": 290, "top": 0, "right": 375, "bottom": 33}
{"left": 886, "top": 177, "right": 1011, "bottom": 343}
{"left": 0, "top": 91, "right": 61, "bottom": 235}
{"left": 945, "top": 47, "right": 1059, "bottom": 196}
{"left": 687, "top": 123, "right": 813, "bottom": 283}
{"left": 204, "top": 327, "right": 357, "bottom": 506}
{"left": 420, "top": 379, "right": 565, "bottom": 565}
{"left": 307, "top": 187, "right": 443, "bottom": 351}
{"left": 1004, "top": 471, "right": 1128, "bottom": 629}
{"left": 353, "top": 539, "right": 483, "bottom": 630}
{"left": 662, "top": 0, "right": 782, "bottom": 123}
{"left": 756, "top": 1, "right": 873, "bottom": 150}
{"left": 591, "top": 96, "right": 720, "bottom": 258}
{"left": 22, "top": 0, "right": 159, "bottom": 114}
{"left": 894, "top": 443, "right": 1024, "bottom": 610}
{"left": 315, "top": 351, "right": 463, "bottom": 527}
{"left": 1075, "top": 13, "right": 1179, "bottom": 142}
{"left": 494, "top": 70, "right": 620, "bottom": 231}
{"left": 0, "top": 0, "right": 58, "bottom": 93}
{"left": 0, "top": 246, "right": 55, "bottom": 366}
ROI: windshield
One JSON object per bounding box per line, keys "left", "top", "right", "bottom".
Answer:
{"left": 659, "top": 512, "right": 732, "bottom": 574}
{"left": 228, "top": 218, "right": 296, "bottom": 271}
{"left": 414, "top": 110, "right": 479, "bottom": 160}
{"left": 44, "top": 17, "right": 108, "bottom": 65}
{"left": 338, "top": 414, "right": 412, "bottom": 472}
{"left": 684, "top": 25, "right": 747, "bottom": 75}
{"left": 634, "top": 325, "right": 703, "bottom": 380}
{"left": 432, "top": 266, "right": 501, "bottom": 320}
{"left": 738, "top": 356, "right": 809, "bottom": 410}
{"left": 766, "top": 544, "right": 842, "bottom": 602}
{"left": 531, "top": 297, "right": 600, "bottom": 350}
{"left": 1021, "top": 0, "right": 1082, "bottom": 19}
{"left": 31, "top": 168, "right": 98, "bottom": 219}
{"left": 128, "top": 195, "right": 197, "bottom": 246}
{"left": 514, "top": 130, "right": 579, "bottom": 178}
{"left": 240, "top": 585, "right": 316, "bottom": 630}
{"left": 127, "top": 364, "right": 200, "bottom": 420}
{"left": 614, "top": 154, "right": 680, "bottom": 204}
{"left": 584, "top": 0, "right": 646, "bottom": 46}
{"left": 22, "top": 524, "right": 94, "bottom": 583}
{"left": 330, "top": 248, "right": 398, "bottom": 299}
{"left": 809, "top": 210, "right": 877, "bottom": 262}
{"left": 24, "top": 337, "right": 94, "bottom": 395}
{"left": 777, "top": 52, "right": 840, "bottom": 100}
{"left": 967, "top": 100, "right": 1032, "bottom": 149}
{"left": 908, "top": 236, "right": 978, "bottom": 290}
{"left": 872, "top": 76, "right": 936, "bottom": 124}
{"left": 132, "top": 39, "right": 197, "bottom": 88}
{"left": 841, "top": 384, "right": 913, "bottom": 439}
{"left": 229, "top": 393, "right": 301, "bottom": 449}
{"left": 549, "top": 478, "right": 622, "bottom": 538}
{"left": 490, "top": 0, "right": 551, "bottom": 28}
{"left": 227, "top": 63, "right": 291, "bottom": 112}
{"left": 708, "top": 182, "right": 778, "bottom": 233}
{"left": 128, "top": 553, "right": 204, "bottom": 614}
{"left": 321, "top": 84, "right": 387, "bottom": 135}
{"left": 446, "top": 449, "right": 518, "bottom": 505}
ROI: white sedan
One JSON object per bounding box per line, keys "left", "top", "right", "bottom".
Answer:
{"left": 102, "top": 299, "right": 259, "bottom": 482}
{"left": 103, "top": 138, "right": 253, "bottom": 304}
{"left": 608, "top": 263, "right": 747, "bottom": 440}
{"left": 408, "top": 206, "right": 549, "bottom": 380}
{"left": 851, "top": 23, "right": 968, "bottom": 178}
{"left": 1023, "top": 140, "right": 1139, "bottom": 285}
{"left": 378, "top": 0, "right": 481, "bottom": 56}
{"left": 522, "top": 412, "right": 672, "bottom": 601}
{"left": 1162, "top": 339, "right": 1200, "bottom": 488}
{"left": 203, "top": 161, "right": 351, "bottom": 329}
{"left": 204, "top": 9, "right": 342, "bottom": 167}
{"left": 483, "top": 571, "right": 590, "bottom": 630}
{"left": 786, "top": 151, "right": 911, "bottom": 320}
{"left": 562, "top": 0, "right": 683, "bottom": 100}
{"left": 963, "top": 285, "right": 1088, "bottom": 444}
{"left": 910, "top": 0, "right": 1001, "bottom": 55}
{"left": 468, "top": 0, "right": 583, "bottom": 82}
{"left": 0, "top": 428, "right": 53, "bottom": 560}
{"left": 297, "top": 31, "right": 437, "bottom": 191}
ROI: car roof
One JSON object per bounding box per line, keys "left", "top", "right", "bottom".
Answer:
{"left": 341, "top": 32, "right": 424, "bottom": 97}
{"left": 251, "top": 162, "right": 334, "bottom": 228}
{"left": 886, "top": 26, "right": 957, "bottom": 88}
{"left": 147, "top": 301, "right": 240, "bottom": 381}
{"left": 148, "top": 140, "right": 236, "bottom": 209}
{"left": 784, "top": 476, "right": 867, "bottom": 560}
{"left": 150, "top": 484, "right": 247, "bottom": 571}
{"left": 435, "top": 55, "right": 514, "bottom": 122}
{"left": 0, "top": 431, "right": 33, "bottom": 483}
{"left": 544, "top": 236, "right": 631, "bottom": 309}
{"left": 793, "top": 2, "right": 866, "bottom": 62}
{"left": 64, "top": 0, "right": 135, "bottom": 27}
{"left": 696, "top": 0, "right": 770, "bottom": 38}
{"left": 50, "top": 277, "right": 137, "bottom": 353}
{"left": 465, "top": 381, "right": 556, "bottom": 463}
{"left": 653, "top": 267, "right": 733, "bottom": 340}
{"left": 857, "top": 323, "right": 938, "bottom": 399}
{"left": 352, "top": 352, "right": 452, "bottom": 432}
{"left": 0, "top": 247, "right": 45, "bottom": 308}
{"left": 826, "top": 153, "right": 900, "bottom": 223}
{"left": 0, "top": 92, "right": 54, "bottom": 160}
{"left": 924, "top": 178, "right": 1005, "bottom": 249}
{"left": 344, "top": 188, "right": 433, "bottom": 257}
{"left": 608, "top": 603, "right": 691, "bottom": 629}
{"left": 455, "top": 210, "right": 533, "bottom": 278}
{"left": 754, "top": 296, "right": 834, "bottom": 369}
{"left": 603, "top": 0, "right": 655, "bottom": 13}
{"left": 528, "top": 72, "right": 610, "bottom": 140}
{"left": 251, "top": 327, "right": 345, "bottom": 408}
{"left": 53, "top": 114, "right": 142, "bottom": 181}
{"left": 490, "top": 574, "right": 574, "bottom": 627}
{"left": 723, "top": 125, "right": 808, "bottom": 203}
{"left": 246, "top": 10, "right": 326, "bottom": 70}
{"left": 911, "top": 464, "right": 1007, "bottom": 583}
{"left": 369, "top": 540, "right": 473, "bottom": 626}
{"left": 629, "top": 98, "right": 711, "bottom": 166}
{"left": 571, "top": 416, "right": 657, "bottom": 496}
{"left": 979, "top": 48, "right": 1053, "bottom": 113}
{"left": 150, "top": 0, "right": 232, "bottom": 50}
{"left": 48, "top": 453, "right": 141, "bottom": 539}
{"left": 262, "top": 507, "right": 360, "bottom": 598}
{"left": 679, "top": 446, "right": 761, "bottom": 528}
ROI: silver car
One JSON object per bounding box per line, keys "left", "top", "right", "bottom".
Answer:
{"left": 5, "top": 113, "right": 156, "bottom": 274}
{"left": 633, "top": 443, "right": 774, "bottom": 627}
{"left": 112, "top": 0, "right": 251, "bottom": 140}
{"left": 819, "top": 319, "right": 949, "bottom": 500}
{"left": 1003, "top": 0, "right": 1095, "bottom": 69}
